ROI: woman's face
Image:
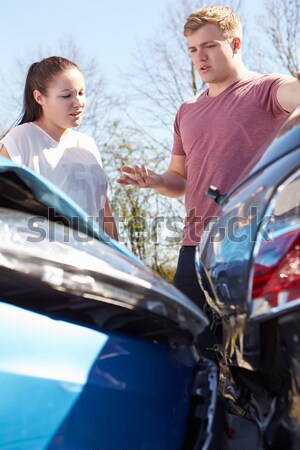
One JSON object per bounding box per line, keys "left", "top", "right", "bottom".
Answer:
{"left": 35, "top": 68, "right": 86, "bottom": 130}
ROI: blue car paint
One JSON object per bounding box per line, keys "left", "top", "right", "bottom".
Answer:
{"left": 0, "top": 302, "right": 196, "bottom": 450}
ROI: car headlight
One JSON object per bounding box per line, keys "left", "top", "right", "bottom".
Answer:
{"left": 0, "top": 208, "right": 208, "bottom": 337}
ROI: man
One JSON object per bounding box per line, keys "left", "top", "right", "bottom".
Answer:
{"left": 117, "top": 5, "right": 300, "bottom": 309}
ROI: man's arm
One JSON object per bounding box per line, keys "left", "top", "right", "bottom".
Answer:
{"left": 116, "top": 155, "right": 187, "bottom": 198}
{"left": 277, "top": 71, "right": 300, "bottom": 113}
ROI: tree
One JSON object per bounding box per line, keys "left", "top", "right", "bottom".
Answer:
{"left": 101, "top": 120, "right": 182, "bottom": 281}
{"left": 258, "top": 0, "right": 300, "bottom": 76}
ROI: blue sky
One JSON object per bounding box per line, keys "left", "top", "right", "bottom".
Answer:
{"left": 0, "top": 0, "right": 263, "bottom": 82}
{"left": 1, "top": 0, "right": 170, "bottom": 79}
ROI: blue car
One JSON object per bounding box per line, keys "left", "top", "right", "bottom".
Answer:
{"left": 0, "top": 158, "right": 217, "bottom": 450}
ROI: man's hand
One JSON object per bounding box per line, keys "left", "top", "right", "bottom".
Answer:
{"left": 117, "top": 156, "right": 187, "bottom": 198}
{"left": 117, "top": 164, "right": 162, "bottom": 189}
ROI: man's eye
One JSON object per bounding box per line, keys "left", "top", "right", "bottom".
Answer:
{"left": 189, "top": 49, "right": 196, "bottom": 53}
{"left": 62, "top": 95, "right": 71, "bottom": 98}
{"left": 79, "top": 91, "right": 86, "bottom": 96}
{"left": 206, "top": 45, "right": 216, "bottom": 48}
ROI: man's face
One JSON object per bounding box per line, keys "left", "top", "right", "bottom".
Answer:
{"left": 187, "top": 23, "right": 237, "bottom": 85}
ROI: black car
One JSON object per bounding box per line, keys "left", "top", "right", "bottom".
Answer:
{"left": 196, "top": 106, "right": 300, "bottom": 449}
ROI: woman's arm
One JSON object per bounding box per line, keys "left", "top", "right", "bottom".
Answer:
{"left": 103, "top": 198, "right": 118, "bottom": 241}
{"left": 0, "top": 145, "right": 11, "bottom": 158}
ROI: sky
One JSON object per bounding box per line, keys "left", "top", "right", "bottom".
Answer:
{"left": 0, "top": 0, "right": 266, "bottom": 129}
{"left": 0, "top": 0, "right": 169, "bottom": 80}
{"left": 0, "top": 0, "right": 264, "bottom": 83}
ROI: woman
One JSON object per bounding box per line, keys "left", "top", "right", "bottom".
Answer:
{"left": 0, "top": 56, "right": 117, "bottom": 240}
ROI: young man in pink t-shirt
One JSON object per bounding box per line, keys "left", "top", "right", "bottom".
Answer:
{"left": 117, "top": 6, "right": 300, "bottom": 310}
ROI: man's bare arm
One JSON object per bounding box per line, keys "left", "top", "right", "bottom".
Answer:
{"left": 116, "top": 155, "right": 186, "bottom": 198}
{"left": 277, "top": 71, "right": 300, "bottom": 113}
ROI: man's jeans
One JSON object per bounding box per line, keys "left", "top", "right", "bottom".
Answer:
{"left": 174, "top": 245, "right": 218, "bottom": 357}
{"left": 174, "top": 245, "right": 206, "bottom": 309}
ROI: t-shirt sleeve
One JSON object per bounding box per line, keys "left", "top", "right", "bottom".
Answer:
{"left": 0, "top": 133, "right": 24, "bottom": 165}
{"left": 172, "top": 106, "right": 186, "bottom": 156}
{"left": 255, "top": 74, "right": 293, "bottom": 116}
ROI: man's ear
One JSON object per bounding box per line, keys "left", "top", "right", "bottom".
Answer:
{"left": 33, "top": 90, "right": 44, "bottom": 105}
{"left": 232, "top": 37, "right": 241, "bottom": 53}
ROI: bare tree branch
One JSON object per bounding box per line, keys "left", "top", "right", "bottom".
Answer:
{"left": 258, "top": 0, "right": 300, "bottom": 75}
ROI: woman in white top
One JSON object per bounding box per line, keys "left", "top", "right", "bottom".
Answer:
{"left": 0, "top": 56, "right": 118, "bottom": 240}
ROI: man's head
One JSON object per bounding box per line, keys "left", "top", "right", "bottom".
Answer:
{"left": 183, "top": 5, "right": 242, "bottom": 40}
{"left": 184, "top": 6, "right": 244, "bottom": 89}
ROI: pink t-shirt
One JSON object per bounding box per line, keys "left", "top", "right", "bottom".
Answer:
{"left": 172, "top": 72, "right": 290, "bottom": 246}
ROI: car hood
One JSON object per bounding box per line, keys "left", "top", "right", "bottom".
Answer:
{"left": 0, "top": 158, "right": 208, "bottom": 341}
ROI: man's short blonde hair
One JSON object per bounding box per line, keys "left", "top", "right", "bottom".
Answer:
{"left": 183, "top": 5, "right": 242, "bottom": 39}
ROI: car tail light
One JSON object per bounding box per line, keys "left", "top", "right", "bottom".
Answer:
{"left": 252, "top": 228, "right": 300, "bottom": 305}
{"left": 250, "top": 170, "right": 300, "bottom": 318}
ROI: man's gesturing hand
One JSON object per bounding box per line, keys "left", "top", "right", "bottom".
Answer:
{"left": 117, "top": 164, "right": 162, "bottom": 189}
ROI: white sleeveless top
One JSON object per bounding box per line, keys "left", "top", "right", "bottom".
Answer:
{"left": 0, "top": 123, "right": 108, "bottom": 225}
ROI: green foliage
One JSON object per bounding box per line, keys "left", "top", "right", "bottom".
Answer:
{"left": 100, "top": 121, "right": 182, "bottom": 273}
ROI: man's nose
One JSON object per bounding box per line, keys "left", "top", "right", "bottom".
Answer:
{"left": 196, "top": 48, "right": 207, "bottom": 60}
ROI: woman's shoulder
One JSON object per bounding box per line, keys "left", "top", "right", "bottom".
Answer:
{"left": 0, "top": 123, "right": 36, "bottom": 164}
{"left": 5, "top": 122, "right": 35, "bottom": 140}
